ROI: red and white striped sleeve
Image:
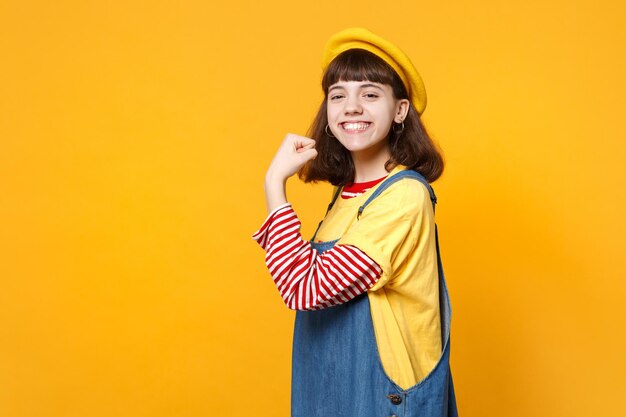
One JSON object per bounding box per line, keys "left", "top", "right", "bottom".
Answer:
{"left": 252, "top": 203, "right": 383, "bottom": 311}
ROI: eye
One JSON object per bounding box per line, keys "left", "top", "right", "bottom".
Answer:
{"left": 329, "top": 94, "right": 344, "bottom": 101}
{"left": 364, "top": 93, "right": 379, "bottom": 99}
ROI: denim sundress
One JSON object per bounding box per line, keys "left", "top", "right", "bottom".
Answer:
{"left": 291, "top": 170, "right": 458, "bottom": 417}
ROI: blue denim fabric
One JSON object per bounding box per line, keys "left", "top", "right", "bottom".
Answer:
{"left": 291, "top": 170, "right": 459, "bottom": 417}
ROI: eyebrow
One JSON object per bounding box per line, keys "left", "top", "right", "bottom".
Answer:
{"left": 328, "top": 83, "right": 385, "bottom": 93}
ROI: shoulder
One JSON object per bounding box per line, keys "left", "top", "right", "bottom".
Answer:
{"left": 365, "top": 176, "right": 432, "bottom": 219}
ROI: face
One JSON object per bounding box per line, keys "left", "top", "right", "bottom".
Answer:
{"left": 326, "top": 80, "right": 409, "bottom": 157}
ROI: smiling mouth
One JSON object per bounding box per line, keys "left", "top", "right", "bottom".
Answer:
{"left": 340, "top": 122, "right": 371, "bottom": 132}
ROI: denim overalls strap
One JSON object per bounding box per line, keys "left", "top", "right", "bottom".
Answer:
{"left": 311, "top": 186, "right": 343, "bottom": 244}
{"left": 358, "top": 169, "right": 438, "bottom": 218}
{"left": 292, "top": 169, "right": 458, "bottom": 417}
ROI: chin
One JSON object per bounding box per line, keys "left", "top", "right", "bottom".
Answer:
{"left": 337, "top": 137, "right": 388, "bottom": 155}
{"left": 337, "top": 141, "right": 366, "bottom": 153}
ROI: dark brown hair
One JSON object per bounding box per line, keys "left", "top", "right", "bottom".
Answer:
{"left": 298, "top": 49, "right": 444, "bottom": 185}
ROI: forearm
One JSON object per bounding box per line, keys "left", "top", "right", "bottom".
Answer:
{"left": 264, "top": 169, "right": 288, "bottom": 214}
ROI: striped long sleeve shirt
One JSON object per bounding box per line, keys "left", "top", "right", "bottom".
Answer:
{"left": 252, "top": 203, "right": 383, "bottom": 311}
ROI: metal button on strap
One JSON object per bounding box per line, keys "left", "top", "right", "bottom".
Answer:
{"left": 387, "top": 394, "right": 402, "bottom": 405}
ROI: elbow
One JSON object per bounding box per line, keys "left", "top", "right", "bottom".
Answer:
{"left": 281, "top": 293, "right": 322, "bottom": 311}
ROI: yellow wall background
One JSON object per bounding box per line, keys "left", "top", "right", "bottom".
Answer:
{"left": 1, "top": 1, "right": 625, "bottom": 416}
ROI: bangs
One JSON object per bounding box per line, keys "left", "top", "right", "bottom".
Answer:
{"left": 321, "top": 49, "right": 407, "bottom": 98}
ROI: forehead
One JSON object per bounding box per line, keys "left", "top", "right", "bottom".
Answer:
{"left": 328, "top": 80, "right": 387, "bottom": 91}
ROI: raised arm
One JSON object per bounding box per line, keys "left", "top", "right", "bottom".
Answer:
{"left": 254, "top": 133, "right": 403, "bottom": 310}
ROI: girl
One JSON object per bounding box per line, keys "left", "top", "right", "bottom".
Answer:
{"left": 253, "top": 28, "right": 458, "bottom": 417}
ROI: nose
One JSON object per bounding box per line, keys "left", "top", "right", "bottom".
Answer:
{"left": 344, "top": 94, "right": 362, "bottom": 115}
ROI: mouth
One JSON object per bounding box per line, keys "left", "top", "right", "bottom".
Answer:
{"left": 340, "top": 122, "right": 371, "bottom": 133}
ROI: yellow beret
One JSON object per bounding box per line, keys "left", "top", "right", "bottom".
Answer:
{"left": 321, "top": 27, "right": 427, "bottom": 115}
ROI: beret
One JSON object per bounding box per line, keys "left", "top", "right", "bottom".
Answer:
{"left": 321, "top": 27, "right": 427, "bottom": 115}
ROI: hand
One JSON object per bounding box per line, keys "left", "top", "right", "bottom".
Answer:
{"left": 266, "top": 133, "right": 318, "bottom": 183}
{"left": 263, "top": 133, "right": 318, "bottom": 213}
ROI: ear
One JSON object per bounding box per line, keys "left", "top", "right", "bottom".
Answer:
{"left": 394, "top": 99, "right": 410, "bottom": 123}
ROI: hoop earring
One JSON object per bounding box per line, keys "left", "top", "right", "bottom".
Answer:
{"left": 325, "top": 124, "right": 336, "bottom": 138}
{"left": 393, "top": 121, "right": 405, "bottom": 135}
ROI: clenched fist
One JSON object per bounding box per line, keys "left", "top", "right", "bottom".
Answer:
{"left": 266, "top": 133, "right": 318, "bottom": 182}
{"left": 264, "top": 133, "right": 318, "bottom": 213}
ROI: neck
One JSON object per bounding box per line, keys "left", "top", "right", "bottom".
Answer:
{"left": 351, "top": 142, "right": 392, "bottom": 183}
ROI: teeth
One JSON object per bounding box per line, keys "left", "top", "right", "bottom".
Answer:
{"left": 342, "top": 122, "right": 370, "bottom": 131}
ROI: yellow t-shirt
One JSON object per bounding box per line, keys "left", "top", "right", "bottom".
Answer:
{"left": 313, "top": 165, "right": 442, "bottom": 390}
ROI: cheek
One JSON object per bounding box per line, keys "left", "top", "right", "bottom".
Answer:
{"left": 326, "top": 107, "right": 339, "bottom": 121}
{"left": 375, "top": 108, "right": 395, "bottom": 125}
